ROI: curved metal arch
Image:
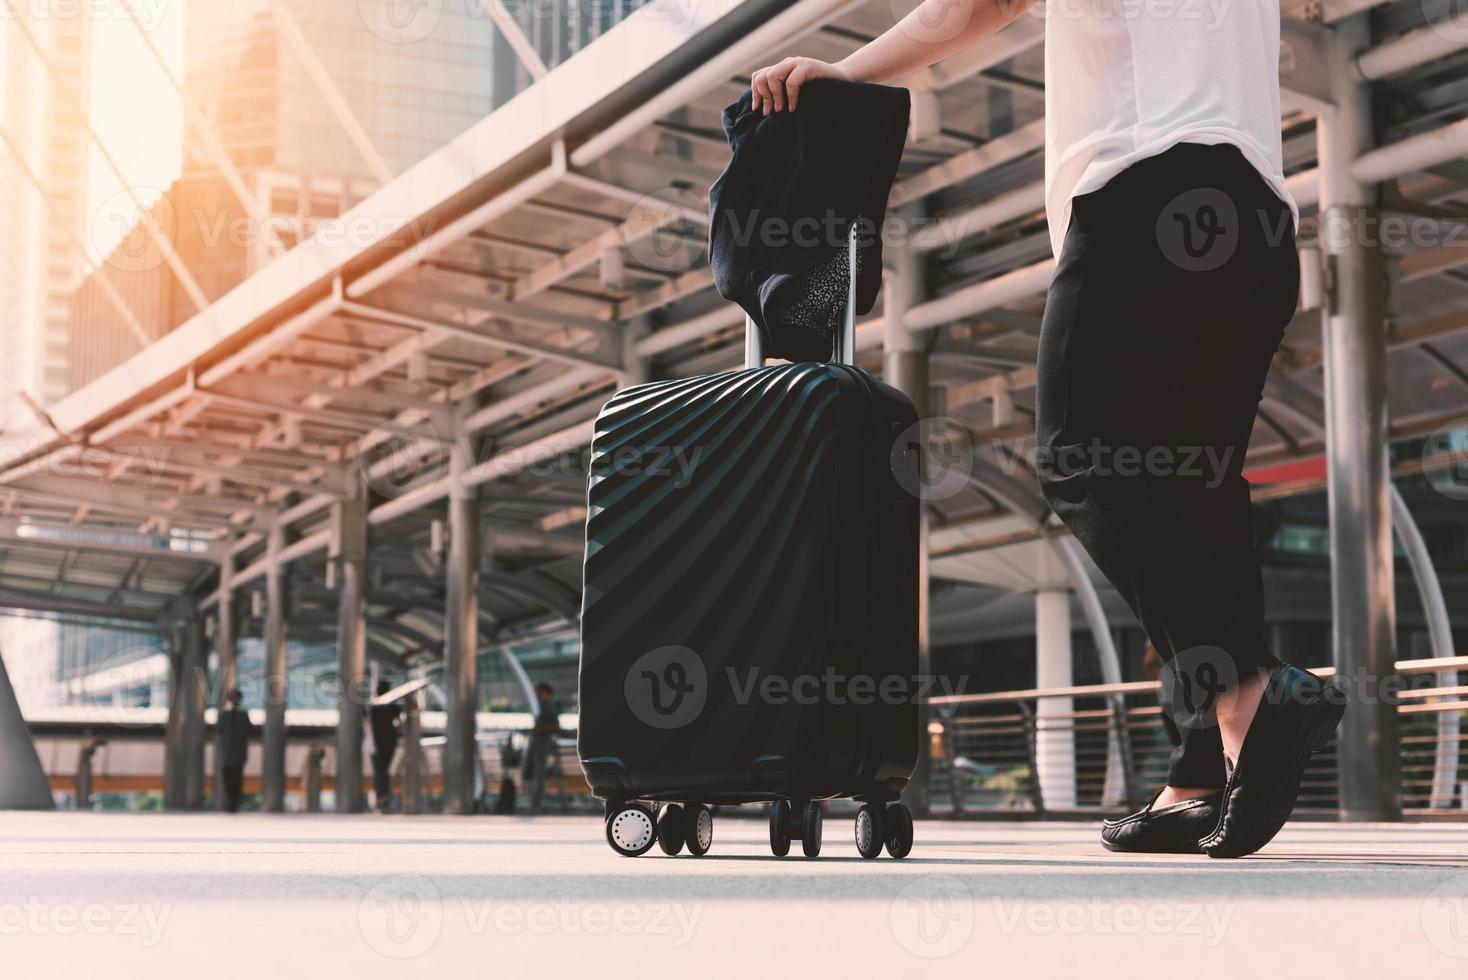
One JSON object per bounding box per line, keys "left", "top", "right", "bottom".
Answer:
{"left": 481, "top": 570, "right": 581, "bottom": 624}
{"left": 966, "top": 461, "right": 1131, "bottom": 807}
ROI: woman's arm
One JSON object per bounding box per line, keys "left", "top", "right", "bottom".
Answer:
{"left": 750, "top": 0, "right": 1037, "bottom": 113}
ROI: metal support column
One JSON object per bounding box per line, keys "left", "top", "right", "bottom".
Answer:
{"left": 213, "top": 560, "right": 237, "bottom": 811}
{"left": 163, "top": 620, "right": 186, "bottom": 809}
{"left": 884, "top": 225, "right": 933, "bottom": 817}
{"left": 1320, "top": 15, "right": 1399, "bottom": 821}
{"left": 180, "top": 614, "right": 208, "bottom": 809}
{"left": 442, "top": 438, "right": 481, "bottom": 814}
{"left": 332, "top": 495, "right": 368, "bottom": 814}
{"left": 401, "top": 688, "right": 424, "bottom": 816}
{"left": 261, "top": 524, "right": 289, "bottom": 813}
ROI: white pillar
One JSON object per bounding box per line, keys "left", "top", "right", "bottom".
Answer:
{"left": 1035, "top": 589, "right": 1076, "bottom": 810}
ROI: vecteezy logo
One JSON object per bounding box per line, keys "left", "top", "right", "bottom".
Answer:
{"left": 357, "top": 875, "right": 442, "bottom": 959}
{"left": 1155, "top": 187, "right": 1239, "bottom": 272}
{"left": 1423, "top": 874, "right": 1468, "bottom": 959}
{"left": 890, "top": 876, "right": 974, "bottom": 958}
{"left": 891, "top": 416, "right": 974, "bottom": 502}
{"left": 1157, "top": 645, "right": 1238, "bottom": 732}
{"left": 1423, "top": 419, "right": 1468, "bottom": 501}
{"left": 359, "top": 0, "right": 443, "bottom": 44}
{"left": 624, "top": 646, "right": 707, "bottom": 730}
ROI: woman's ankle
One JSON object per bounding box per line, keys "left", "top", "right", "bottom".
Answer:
{"left": 1154, "top": 785, "right": 1221, "bottom": 808}
{"left": 1217, "top": 666, "right": 1272, "bottom": 765}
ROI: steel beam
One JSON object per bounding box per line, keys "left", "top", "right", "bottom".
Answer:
{"left": 1319, "top": 15, "right": 1400, "bottom": 822}
{"left": 261, "top": 524, "right": 289, "bottom": 812}
{"left": 441, "top": 438, "right": 481, "bottom": 814}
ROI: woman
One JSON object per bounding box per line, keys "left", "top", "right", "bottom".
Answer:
{"left": 750, "top": 0, "right": 1344, "bottom": 857}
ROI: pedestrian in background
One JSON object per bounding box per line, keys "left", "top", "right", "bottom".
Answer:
{"left": 216, "top": 688, "right": 252, "bottom": 813}
{"left": 370, "top": 679, "right": 402, "bottom": 813}
{"left": 522, "top": 682, "right": 560, "bottom": 814}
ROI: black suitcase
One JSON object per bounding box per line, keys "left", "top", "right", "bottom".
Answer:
{"left": 578, "top": 247, "right": 922, "bottom": 859}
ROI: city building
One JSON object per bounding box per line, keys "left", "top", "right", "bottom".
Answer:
{"left": 0, "top": 11, "right": 92, "bottom": 421}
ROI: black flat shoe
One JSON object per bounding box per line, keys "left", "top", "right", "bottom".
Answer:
{"left": 1101, "top": 788, "right": 1222, "bottom": 854}
{"left": 1200, "top": 663, "right": 1346, "bottom": 859}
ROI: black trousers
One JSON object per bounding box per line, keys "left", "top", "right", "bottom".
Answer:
{"left": 372, "top": 749, "right": 395, "bottom": 809}
{"left": 1035, "top": 143, "right": 1300, "bottom": 789}
{"left": 222, "top": 765, "right": 244, "bottom": 813}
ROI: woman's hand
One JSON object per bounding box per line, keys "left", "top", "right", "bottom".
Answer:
{"left": 750, "top": 57, "right": 853, "bottom": 114}
{"left": 747, "top": 0, "right": 1038, "bottom": 114}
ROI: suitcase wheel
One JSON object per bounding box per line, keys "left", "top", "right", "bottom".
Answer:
{"left": 769, "top": 799, "right": 823, "bottom": 857}
{"left": 605, "top": 803, "right": 656, "bottom": 857}
{"left": 855, "top": 804, "right": 884, "bottom": 859}
{"left": 884, "top": 802, "right": 914, "bottom": 859}
{"left": 656, "top": 804, "right": 686, "bottom": 855}
{"left": 769, "top": 799, "right": 792, "bottom": 857}
{"left": 684, "top": 804, "right": 713, "bottom": 857}
{"left": 800, "top": 802, "right": 823, "bottom": 858}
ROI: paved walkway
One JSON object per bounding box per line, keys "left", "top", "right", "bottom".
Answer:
{"left": 3, "top": 811, "right": 1467, "bottom": 977}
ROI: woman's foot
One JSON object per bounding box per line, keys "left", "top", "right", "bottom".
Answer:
{"left": 1200, "top": 663, "right": 1346, "bottom": 858}
{"left": 1101, "top": 787, "right": 1223, "bottom": 854}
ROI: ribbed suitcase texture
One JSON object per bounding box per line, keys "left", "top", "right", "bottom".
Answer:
{"left": 578, "top": 361, "right": 920, "bottom": 805}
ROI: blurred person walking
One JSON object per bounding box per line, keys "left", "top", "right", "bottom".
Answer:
{"left": 216, "top": 689, "right": 253, "bottom": 813}
{"left": 370, "top": 680, "right": 403, "bottom": 813}
{"left": 523, "top": 683, "right": 560, "bottom": 814}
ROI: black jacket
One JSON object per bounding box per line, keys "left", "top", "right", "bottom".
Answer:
{"left": 216, "top": 707, "right": 253, "bottom": 769}
{"left": 707, "top": 79, "right": 910, "bottom": 362}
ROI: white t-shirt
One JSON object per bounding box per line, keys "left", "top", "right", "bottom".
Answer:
{"left": 1042, "top": 0, "right": 1299, "bottom": 259}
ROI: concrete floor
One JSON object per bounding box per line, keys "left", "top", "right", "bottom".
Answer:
{"left": 3, "top": 811, "right": 1467, "bottom": 978}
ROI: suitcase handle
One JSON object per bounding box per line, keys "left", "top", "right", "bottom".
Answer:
{"left": 745, "top": 223, "right": 859, "bottom": 369}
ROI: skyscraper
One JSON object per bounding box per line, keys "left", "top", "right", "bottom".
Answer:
{"left": 68, "top": 0, "right": 507, "bottom": 393}
{"left": 0, "top": 11, "right": 92, "bottom": 424}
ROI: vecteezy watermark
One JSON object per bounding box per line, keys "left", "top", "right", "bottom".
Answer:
{"left": 726, "top": 666, "right": 968, "bottom": 707}
{"left": 1, "top": 0, "right": 171, "bottom": 30}
{"left": 1423, "top": 873, "right": 1468, "bottom": 959}
{"left": 358, "top": 875, "right": 444, "bottom": 959}
{"left": 1157, "top": 645, "right": 1239, "bottom": 732}
{"left": 358, "top": 0, "right": 443, "bottom": 43}
{"left": 625, "top": 186, "right": 708, "bottom": 275}
{"left": 356, "top": 876, "right": 702, "bottom": 958}
{"left": 891, "top": 416, "right": 975, "bottom": 502}
{"left": 0, "top": 900, "right": 171, "bottom": 946}
{"left": 1155, "top": 186, "right": 1240, "bottom": 272}
{"left": 890, "top": 875, "right": 975, "bottom": 958}
{"left": 1032, "top": 439, "right": 1238, "bottom": 489}
{"left": 987, "top": 898, "right": 1235, "bottom": 945}
{"left": 715, "top": 208, "right": 967, "bottom": 260}
{"left": 624, "top": 646, "right": 708, "bottom": 729}
{"left": 623, "top": 647, "right": 968, "bottom": 729}
{"left": 459, "top": 899, "right": 702, "bottom": 944}
{"left": 356, "top": 419, "right": 450, "bottom": 499}
{"left": 1423, "top": 418, "right": 1468, "bottom": 502}
{"left": 1423, "top": 0, "right": 1468, "bottom": 47}
{"left": 590, "top": 445, "right": 704, "bottom": 488}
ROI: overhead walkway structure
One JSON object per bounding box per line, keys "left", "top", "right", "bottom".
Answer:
{"left": 1, "top": 0, "right": 1466, "bottom": 817}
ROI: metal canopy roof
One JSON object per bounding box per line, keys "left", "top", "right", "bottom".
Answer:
{"left": 1, "top": 0, "right": 1466, "bottom": 652}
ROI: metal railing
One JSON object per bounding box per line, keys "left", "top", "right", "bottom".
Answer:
{"left": 928, "top": 656, "right": 1468, "bottom": 818}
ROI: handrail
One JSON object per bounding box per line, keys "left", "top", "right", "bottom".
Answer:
{"left": 927, "top": 656, "right": 1468, "bottom": 706}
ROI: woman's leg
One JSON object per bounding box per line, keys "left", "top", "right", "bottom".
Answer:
{"left": 1035, "top": 144, "right": 1299, "bottom": 796}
